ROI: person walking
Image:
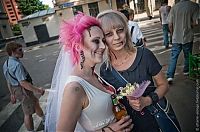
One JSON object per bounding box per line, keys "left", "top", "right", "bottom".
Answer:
{"left": 144, "top": 0, "right": 153, "bottom": 20}
{"left": 45, "top": 13, "right": 133, "bottom": 132}
{"left": 3, "top": 41, "right": 45, "bottom": 132}
{"left": 159, "top": 0, "right": 171, "bottom": 49}
{"left": 120, "top": 9, "right": 146, "bottom": 47}
{"left": 166, "top": 0, "right": 199, "bottom": 84}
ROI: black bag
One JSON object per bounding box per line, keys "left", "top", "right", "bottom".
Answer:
{"left": 110, "top": 67, "right": 181, "bottom": 132}
{"left": 148, "top": 97, "right": 181, "bottom": 132}
{"left": 130, "top": 26, "right": 144, "bottom": 47}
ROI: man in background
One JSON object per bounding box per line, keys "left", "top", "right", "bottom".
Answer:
{"left": 166, "top": 0, "right": 199, "bottom": 84}
{"left": 159, "top": 0, "right": 171, "bottom": 49}
{"left": 3, "top": 41, "right": 45, "bottom": 132}
{"left": 144, "top": 0, "right": 153, "bottom": 20}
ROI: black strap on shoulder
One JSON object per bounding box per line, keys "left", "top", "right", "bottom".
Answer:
{"left": 130, "top": 26, "right": 135, "bottom": 36}
{"left": 110, "top": 67, "right": 127, "bottom": 87}
{"left": 6, "top": 60, "right": 18, "bottom": 82}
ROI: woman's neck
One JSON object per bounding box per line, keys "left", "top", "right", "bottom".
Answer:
{"left": 110, "top": 48, "right": 129, "bottom": 61}
{"left": 73, "top": 64, "right": 95, "bottom": 78}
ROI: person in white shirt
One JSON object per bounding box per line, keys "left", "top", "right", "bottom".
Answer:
{"left": 159, "top": 0, "right": 171, "bottom": 49}
{"left": 120, "top": 9, "right": 146, "bottom": 47}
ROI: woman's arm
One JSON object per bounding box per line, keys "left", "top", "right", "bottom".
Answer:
{"left": 153, "top": 70, "right": 169, "bottom": 99}
{"left": 56, "top": 82, "right": 86, "bottom": 131}
{"left": 128, "top": 71, "right": 169, "bottom": 111}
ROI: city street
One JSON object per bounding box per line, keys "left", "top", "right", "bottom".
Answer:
{"left": 0, "top": 18, "right": 199, "bottom": 132}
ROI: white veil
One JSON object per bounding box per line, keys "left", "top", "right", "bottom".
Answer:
{"left": 45, "top": 46, "right": 85, "bottom": 132}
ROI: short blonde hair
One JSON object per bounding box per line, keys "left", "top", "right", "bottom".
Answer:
{"left": 97, "top": 10, "right": 135, "bottom": 52}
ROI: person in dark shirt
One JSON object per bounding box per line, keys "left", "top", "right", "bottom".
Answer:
{"left": 97, "top": 10, "right": 169, "bottom": 132}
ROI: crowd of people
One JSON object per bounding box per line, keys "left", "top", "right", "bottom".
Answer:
{"left": 2, "top": 0, "right": 199, "bottom": 131}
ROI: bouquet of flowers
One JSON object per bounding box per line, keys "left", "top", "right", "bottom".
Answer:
{"left": 117, "top": 80, "right": 151, "bottom": 99}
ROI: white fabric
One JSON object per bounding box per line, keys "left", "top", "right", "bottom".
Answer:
{"left": 45, "top": 46, "right": 115, "bottom": 132}
{"left": 128, "top": 20, "right": 144, "bottom": 44}
{"left": 45, "top": 46, "right": 80, "bottom": 131}
{"left": 65, "top": 76, "right": 115, "bottom": 131}
{"left": 160, "top": 5, "right": 169, "bottom": 24}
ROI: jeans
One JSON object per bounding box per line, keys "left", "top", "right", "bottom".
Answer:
{"left": 162, "top": 24, "right": 170, "bottom": 47}
{"left": 167, "top": 42, "right": 193, "bottom": 78}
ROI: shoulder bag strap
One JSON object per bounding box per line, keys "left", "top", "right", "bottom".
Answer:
{"left": 130, "top": 26, "right": 134, "bottom": 37}
{"left": 110, "top": 67, "right": 128, "bottom": 87}
{"left": 6, "top": 60, "right": 18, "bottom": 82}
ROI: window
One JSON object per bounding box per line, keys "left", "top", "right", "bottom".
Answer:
{"left": 88, "top": 2, "right": 99, "bottom": 17}
{"left": 116, "top": 0, "right": 129, "bottom": 9}
{"left": 72, "top": 5, "right": 83, "bottom": 15}
{"left": 7, "top": 5, "right": 12, "bottom": 7}
{"left": 0, "top": 31, "right": 3, "bottom": 39}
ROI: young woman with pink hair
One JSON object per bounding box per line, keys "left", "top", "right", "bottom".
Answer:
{"left": 45, "top": 13, "right": 133, "bottom": 132}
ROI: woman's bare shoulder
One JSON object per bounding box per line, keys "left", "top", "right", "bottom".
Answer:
{"left": 63, "top": 81, "right": 85, "bottom": 97}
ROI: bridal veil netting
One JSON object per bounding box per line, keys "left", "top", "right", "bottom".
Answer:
{"left": 45, "top": 47, "right": 85, "bottom": 131}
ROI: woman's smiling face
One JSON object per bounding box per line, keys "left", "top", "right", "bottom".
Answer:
{"left": 82, "top": 26, "right": 106, "bottom": 66}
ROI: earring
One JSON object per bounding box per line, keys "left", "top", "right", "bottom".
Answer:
{"left": 80, "top": 50, "right": 85, "bottom": 69}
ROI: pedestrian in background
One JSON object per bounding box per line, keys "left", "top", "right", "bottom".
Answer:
{"left": 166, "top": 0, "right": 199, "bottom": 84}
{"left": 97, "top": 10, "right": 169, "bottom": 132}
{"left": 159, "top": 0, "right": 171, "bottom": 49}
{"left": 144, "top": 0, "right": 153, "bottom": 20}
{"left": 45, "top": 13, "right": 133, "bottom": 132}
{"left": 2, "top": 41, "right": 45, "bottom": 132}
{"left": 120, "top": 9, "right": 146, "bottom": 47}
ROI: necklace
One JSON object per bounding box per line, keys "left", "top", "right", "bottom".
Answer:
{"left": 112, "top": 53, "right": 130, "bottom": 67}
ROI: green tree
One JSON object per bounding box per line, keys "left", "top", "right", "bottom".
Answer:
{"left": 18, "top": 0, "right": 49, "bottom": 16}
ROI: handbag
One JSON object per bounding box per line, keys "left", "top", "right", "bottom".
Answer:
{"left": 110, "top": 67, "right": 181, "bottom": 132}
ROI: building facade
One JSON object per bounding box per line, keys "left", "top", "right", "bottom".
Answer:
{"left": 0, "top": 0, "right": 13, "bottom": 41}
{"left": 19, "top": 0, "right": 199, "bottom": 46}
{"left": 18, "top": 8, "right": 59, "bottom": 46}
{"left": 2, "top": 0, "right": 22, "bottom": 25}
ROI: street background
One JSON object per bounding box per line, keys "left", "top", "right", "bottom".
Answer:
{"left": 0, "top": 11, "right": 200, "bottom": 132}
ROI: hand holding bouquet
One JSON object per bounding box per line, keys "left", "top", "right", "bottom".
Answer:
{"left": 118, "top": 81, "right": 151, "bottom": 98}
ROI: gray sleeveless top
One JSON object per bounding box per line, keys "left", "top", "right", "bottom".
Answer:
{"left": 66, "top": 76, "right": 115, "bottom": 131}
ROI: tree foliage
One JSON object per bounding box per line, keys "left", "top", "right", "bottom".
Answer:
{"left": 18, "top": 0, "right": 49, "bottom": 16}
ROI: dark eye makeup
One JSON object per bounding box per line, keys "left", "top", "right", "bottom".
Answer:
{"left": 92, "top": 39, "right": 100, "bottom": 44}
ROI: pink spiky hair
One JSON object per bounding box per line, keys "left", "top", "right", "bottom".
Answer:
{"left": 59, "top": 12, "right": 100, "bottom": 64}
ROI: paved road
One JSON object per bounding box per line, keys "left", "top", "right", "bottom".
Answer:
{"left": 0, "top": 18, "right": 199, "bottom": 132}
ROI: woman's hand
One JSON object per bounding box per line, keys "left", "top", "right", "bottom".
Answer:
{"left": 127, "top": 96, "right": 152, "bottom": 111}
{"left": 104, "top": 115, "right": 133, "bottom": 132}
{"left": 37, "top": 87, "right": 45, "bottom": 95}
{"left": 10, "top": 94, "right": 16, "bottom": 104}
